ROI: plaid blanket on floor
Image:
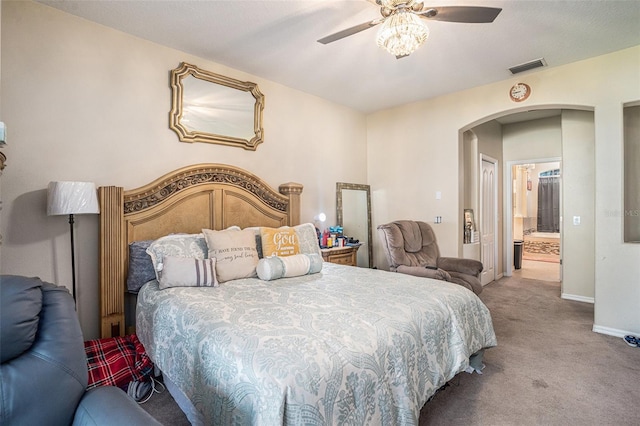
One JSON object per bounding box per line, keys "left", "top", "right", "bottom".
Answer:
{"left": 84, "top": 334, "right": 153, "bottom": 389}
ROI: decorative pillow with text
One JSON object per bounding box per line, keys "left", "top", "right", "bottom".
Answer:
{"left": 202, "top": 228, "right": 259, "bottom": 283}
{"left": 260, "top": 226, "right": 300, "bottom": 257}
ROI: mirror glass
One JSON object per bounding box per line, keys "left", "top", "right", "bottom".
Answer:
{"left": 181, "top": 75, "right": 255, "bottom": 141}
{"left": 170, "top": 62, "right": 264, "bottom": 150}
{"left": 336, "top": 182, "right": 372, "bottom": 268}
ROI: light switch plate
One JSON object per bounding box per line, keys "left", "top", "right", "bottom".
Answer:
{"left": 436, "top": 191, "right": 441, "bottom": 200}
{"left": 573, "top": 216, "right": 581, "bottom": 225}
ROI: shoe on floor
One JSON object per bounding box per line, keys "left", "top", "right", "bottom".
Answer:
{"left": 623, "top": 335, "right": 639, "bottom": 347}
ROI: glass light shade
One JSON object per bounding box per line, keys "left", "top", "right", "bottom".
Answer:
{"left": 379, "top": 0, "right": 417, "bottom": 8}
{"left": 376, "top": 10, "right": 429, "bottom": 57}
{"left": 47, "top": 181, "right": 100, "bottom": 216}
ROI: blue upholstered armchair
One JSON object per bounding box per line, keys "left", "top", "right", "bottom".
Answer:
{"left": 0, "top": 275, "right": 161, "bottom": 426}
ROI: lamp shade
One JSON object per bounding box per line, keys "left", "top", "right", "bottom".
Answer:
{"left": 47, "top": 181, "right": 100, "bottom": 216}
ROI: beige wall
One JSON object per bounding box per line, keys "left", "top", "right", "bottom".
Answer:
{"left": 462, "top": 130, "right": 478, "bottom": 213}
{"left": 476, "top": 121, "right": 504, "bottom": 279}
{"left": 561, "top": 110, "right": 595, "bottom": 301}
{"left": 503, "top": 116, "right": 562, "bottom": 160}
{"left": 624, "top": 104, "right": 640, "bottom": 242}
{"left": 367, "top": 46, "right": 640, "bottom": 337}
{"left": 368, "top": 99, "right": 465, "bottom": 269}
{"left": 0, "top": 1, "right": 367, "bottom": 338}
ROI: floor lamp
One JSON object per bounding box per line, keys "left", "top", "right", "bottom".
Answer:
{"left": 47, "top": 181, "right": 100, "bottom": 303}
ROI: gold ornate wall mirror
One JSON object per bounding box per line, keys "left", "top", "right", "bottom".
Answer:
{"left": 336, "top": 182, "right": 373, "bottom": 268}
{"left": 170, "top": 62, "right": 265, "bottom": 150}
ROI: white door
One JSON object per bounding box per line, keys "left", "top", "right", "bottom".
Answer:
{"left": 480, "top": 158, "right": 497, "bottom": 285}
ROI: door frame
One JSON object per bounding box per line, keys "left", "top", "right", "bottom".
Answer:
{"left": 479, "top": 154, "right": 499, "bottom": 285}
{"left": 504, "top": 157, "right": 562, "bottom": 279}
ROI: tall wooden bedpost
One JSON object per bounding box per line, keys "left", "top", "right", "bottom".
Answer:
{"left": 98, "top": 186, "right": 125, "bottom": 338}
{"left": 279, "top": 182, "right": 303, "bottom": 226}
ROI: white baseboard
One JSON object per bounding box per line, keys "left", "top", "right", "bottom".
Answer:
{"left": 561, "top": 293, "right": 594, "bottom": 304}
{"left": 592, "top": 324, "right": 637, "bottom": 338}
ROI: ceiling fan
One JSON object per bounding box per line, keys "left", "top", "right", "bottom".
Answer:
{"left": 317, "top": 0, "right": 502, "bottom": 58}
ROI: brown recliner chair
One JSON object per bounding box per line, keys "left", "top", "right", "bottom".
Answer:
{"left": 377, "top": 220, "right": 483, "bottom": 294}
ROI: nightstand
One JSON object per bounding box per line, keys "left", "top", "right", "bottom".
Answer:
{"left": 320, "top": 245, "right": 360, "bottom": 266}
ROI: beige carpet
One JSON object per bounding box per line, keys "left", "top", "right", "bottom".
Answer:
{"left": 142, "top": 274, "right": 640, "bottom": 425}
{"left": 420, "top": 276, "right": 639, "bottom": 425}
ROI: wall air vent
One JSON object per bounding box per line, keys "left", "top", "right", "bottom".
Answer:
{"left": 509, "top": 58, "right": 547, "bottom": 75}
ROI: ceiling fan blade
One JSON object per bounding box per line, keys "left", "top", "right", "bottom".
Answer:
{"left": 317, "top": 19, "right": 383, "bottom": 44}
{"left": 419, "top": 6, "right": 502, "bottom": 23}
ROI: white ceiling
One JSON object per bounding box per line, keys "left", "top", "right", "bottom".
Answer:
{"left": 36, "top": 0, "right": 640, "bottom": 114}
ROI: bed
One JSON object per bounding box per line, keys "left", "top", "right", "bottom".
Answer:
{"left": 98, "top": 163, "right": 497, "bottom": 425}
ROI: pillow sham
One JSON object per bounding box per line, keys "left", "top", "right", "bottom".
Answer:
{"left": 127, "top": 240, "right": 155, "bottom": 293}
{"left": 256, "top": 253, "right": 323, "bottom": 281}
{"left": 260, "top": 226, "right": 300, "bottom": 257}
{"left": 202, "top": 228, "right": 260, "bottom": 283}
{"left": 158, "top": 256, "right": 218, "bottom": 289}
{"left": 146, "top": 233, "right": 209, "bottom": 280}
{"left": 293, "top": 223, "right": 322, "bottom": 256}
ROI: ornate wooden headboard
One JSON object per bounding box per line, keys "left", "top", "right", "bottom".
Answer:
{"left": 98, "top": 163, "right": 303, "bottom": 338}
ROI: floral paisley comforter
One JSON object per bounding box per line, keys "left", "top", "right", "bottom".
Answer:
{"left": 137, "top": 263, "right": 496, "bottom": 425}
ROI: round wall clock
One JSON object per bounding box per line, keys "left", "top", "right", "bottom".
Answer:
{"left": 509, "top": 82, "right": 531, "bottom": 102}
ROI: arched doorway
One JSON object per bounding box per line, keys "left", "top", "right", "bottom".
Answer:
{"left": 460, "top": 107, "right": 595, "bottom": 302}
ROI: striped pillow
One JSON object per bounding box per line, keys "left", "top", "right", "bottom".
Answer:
{"left": 158, "top": 256, "right": 218, "bottom": 289}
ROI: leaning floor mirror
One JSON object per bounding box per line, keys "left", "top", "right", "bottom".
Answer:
{"left": 336, "top": 182, "right": 373, "bottom": 268}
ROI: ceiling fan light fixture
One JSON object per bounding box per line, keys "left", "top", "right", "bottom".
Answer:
{"left": 376, "top": 9, "right": 429, "bottom": 57}
{"left": 378, "top": 0, "right": 417, "bottom": 8}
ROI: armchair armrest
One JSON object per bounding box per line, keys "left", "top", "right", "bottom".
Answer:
{"left": 396, "top": 265, "right": 452, "bottom": 281}
{"left": 73, "top": 386, "right": 162, "bottom": 426}
{"left": 437, "top": 257, "right": 483, "bottom": 277}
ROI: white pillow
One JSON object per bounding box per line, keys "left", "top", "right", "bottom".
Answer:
{"left": 202, "top": 228, "right": 260, "bottom": 283}
{"left": 158, "top": 256, "right": 218, "bottom": 289}
{"left": 256, "top": 253, "right": 323, "bottom": 281}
